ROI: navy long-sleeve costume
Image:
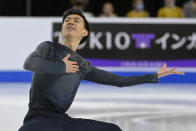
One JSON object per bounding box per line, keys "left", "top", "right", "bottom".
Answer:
{"left": 19, "top": 41, "right": 158, "bottom": 131}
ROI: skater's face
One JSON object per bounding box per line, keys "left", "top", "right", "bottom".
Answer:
{"left": 61, "top": 14, "right": 88, "bottom": 42}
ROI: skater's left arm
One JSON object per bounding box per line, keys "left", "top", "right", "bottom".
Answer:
{"left": 84, "top": 66, "right": 158, "bottom": 87}
{"left": 84, "top": 63, "right": 184, "bottom": 87}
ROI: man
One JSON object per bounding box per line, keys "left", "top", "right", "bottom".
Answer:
{"left": 183, "top": 0, "right": 196, "bottom": 18}
{"left": 157, "top": 0, "right": 184, "bottom": 18}
{"left": 100, "top": 2, "right": 117, "bottom": 17}
{"left": 126, "top": 0, "right": 149, "bottom": 18}
{"left": 18, "top": 8, "right": 184, "bottom": 131}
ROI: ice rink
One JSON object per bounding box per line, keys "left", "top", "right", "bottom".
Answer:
{"left": 0, "top": 83, "right": 196, "bottom": 131}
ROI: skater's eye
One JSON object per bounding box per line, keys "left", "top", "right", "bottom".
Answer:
{"left": 74, "top": 18, "right": 81, "bottom": 23}
{"left": 64, "top": 19, "right": 69, "bottom": 22}
{"left": 64, "top": 17, "right": 71, "bottom": 22}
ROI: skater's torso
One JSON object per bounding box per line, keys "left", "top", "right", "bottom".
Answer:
{"left": 29, "top": 41, "right": 92, "bottom": 113}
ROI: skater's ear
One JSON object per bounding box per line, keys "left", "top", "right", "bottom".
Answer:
{"left": 82, "top": 29, "right": 88, "bottom": 37}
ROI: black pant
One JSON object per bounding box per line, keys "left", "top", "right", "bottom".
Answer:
{"left": 18, "top": 109, "right": 122, "bottom": 131}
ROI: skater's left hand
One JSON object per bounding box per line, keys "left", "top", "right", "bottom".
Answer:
{"left": 157, "top": 63, "right": 185, "bottom": 78}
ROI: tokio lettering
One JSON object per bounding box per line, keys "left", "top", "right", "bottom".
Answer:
{"left": 53, "top": 31, "right": 196, "bottom": 50}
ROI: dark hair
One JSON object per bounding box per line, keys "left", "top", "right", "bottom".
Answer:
{"left": 62, "top": 8, "right": 90, "bottom": 44}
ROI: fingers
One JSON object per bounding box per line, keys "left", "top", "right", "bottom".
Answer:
{"left": 161, "top": 67, "right": 176, "bottom": 75}
{"left": 169, "top": 67, "right": 176, "bottom": 72}
{"left": 71, "top": 68, "right": 79, "bottom": 73}
{"left": 72, "top": 65, "right": 79, "bottom": 69}
{"left": 62, "top": 54, "right": 80, "bottom": 73}
{"left": 66, "top": 66, "right": 79, "bottom": 73}
{"left": 62, "top": 54, "right": 78, "bottom": 64}
{"left": 168, "top": 69, "right": 185, "bottom": 75}
{"left": 70, "top": 61, "right": 78, "bottom": 65}
{"left": 66, "top": 61, "right": 79, "bottom": 73}
{"left": 171, "top": 71, "right": 185, "bottom": 75}
{"left": 168, "top": 67, "right": 185, "bottom": 75}
{"left": 163, "top": 63, "right": 167, "bottom": 69}
{"left": 63, "top": 53, "right": 70, "bottom": 60}
{"left": 67, "top": 64, "right": 79, "bottom": 73}
{"left": 176, "top": 72, "right": 185, "bottom": 75}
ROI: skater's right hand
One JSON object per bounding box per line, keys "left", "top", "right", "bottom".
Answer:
{"left": 61, "top": 53, "right": 79, "bottom": 73}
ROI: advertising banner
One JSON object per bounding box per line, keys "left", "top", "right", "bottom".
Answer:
{"left": 53, "top": 21, "right": 196, "bottom": 68}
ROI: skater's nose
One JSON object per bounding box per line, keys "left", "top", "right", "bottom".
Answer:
{"left": 67, "top": 19, "right": 74, "bottom": 25}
